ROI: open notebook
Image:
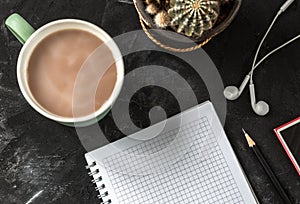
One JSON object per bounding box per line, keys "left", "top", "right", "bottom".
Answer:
{"left": 85, "top": 101, "right": 258, "bottom": 204}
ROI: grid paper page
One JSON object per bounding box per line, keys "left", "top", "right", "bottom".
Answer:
{"left": 103, "top": 117, "right": 243, "bottom": 204}
{"left": 85, "top": 102, "right": 258, "bottom": 204}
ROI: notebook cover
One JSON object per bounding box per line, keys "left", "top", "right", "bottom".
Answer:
{"left": 274, "top": 116, "right": 300, "bottom": 176}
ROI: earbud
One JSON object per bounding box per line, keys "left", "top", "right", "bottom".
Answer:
{"left": 249, "top": 84, "right": 269, "bottom": 116}
{"left": 224, "top": 75, "right": 250, "bottom": 100}
{"left": 224, "top": 86, "right": 239, "bottom": 100}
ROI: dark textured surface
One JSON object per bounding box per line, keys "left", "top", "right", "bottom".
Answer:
{"left": 0, "top": 0, "right": 299, "bottom": 203}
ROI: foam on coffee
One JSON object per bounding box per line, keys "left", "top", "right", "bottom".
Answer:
{"left": 27, "top": 29, "right": 117, "bottom": 118}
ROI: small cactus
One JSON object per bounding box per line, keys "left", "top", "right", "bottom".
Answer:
{"left": 168, "top": 0, "right": 220, "bottom": 37}
{"left": 146, "top": 4, "right": 158, "bottom": 15}
{"left": 144, "top": 0, "right": 171, "bottom": 28}
{"left": 154, "top": 11, "right": 170, "bottom": 28}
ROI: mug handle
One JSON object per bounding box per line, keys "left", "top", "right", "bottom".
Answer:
{"left": 5, "top": 13, "right": 35, "bottom": 45}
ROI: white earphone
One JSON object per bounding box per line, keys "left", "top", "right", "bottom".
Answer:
{"left": 224, "top": 0, "right": 299, "bottom": 116}
{"left": 223, "top": 74, "right": 249, "bottom": 101}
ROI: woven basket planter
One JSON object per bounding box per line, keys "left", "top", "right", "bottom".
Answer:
{"left": 134, "top": 0, "right": 241, "bottom": 52}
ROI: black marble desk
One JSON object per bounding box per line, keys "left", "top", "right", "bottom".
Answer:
{"left": 0, "top": 0, "right": 299, "bottom": 203}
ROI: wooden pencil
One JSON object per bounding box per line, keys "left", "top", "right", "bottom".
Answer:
{"left": 242, "top": 128, "right": 293, "bottom": 204}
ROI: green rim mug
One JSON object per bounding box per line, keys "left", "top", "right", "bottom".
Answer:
{"left": 5, "top": 13, "right": 124, "bottom": 127}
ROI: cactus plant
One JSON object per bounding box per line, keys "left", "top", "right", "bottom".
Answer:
{"left": 144, "top": 0, "right": 171, "bottom": 28}
{"left": 168, "top": 0, "right": 220, "bottom": 37}
{"left": 144, "top": 0, "right": 170, "bottom": 15}
{"left": 154, "top": 10, "right": 170, "bottom": 28}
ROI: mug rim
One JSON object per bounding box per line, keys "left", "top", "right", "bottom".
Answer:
{"left": 17, "top": 19, "right": 124, "bottom": 123}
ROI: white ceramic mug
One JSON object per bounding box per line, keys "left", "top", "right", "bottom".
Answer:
{"left": 5, "top": 13, "right": 124, "bottom": 127}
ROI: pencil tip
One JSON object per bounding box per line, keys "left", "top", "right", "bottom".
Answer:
{"left": 242, "top": 128, "right": 256, "bottom": 147}
{"left": 242, "top": 128, "right": 246, "bottom": 135}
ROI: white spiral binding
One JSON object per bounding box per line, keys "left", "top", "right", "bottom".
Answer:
{"left": 86, "top": 161, "right": 112, "bottom": 204}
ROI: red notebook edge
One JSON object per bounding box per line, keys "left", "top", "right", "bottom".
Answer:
{"left": 274, "top": 116, "right": 300, "bottom": 176}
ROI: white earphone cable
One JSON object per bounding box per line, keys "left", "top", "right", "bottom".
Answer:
{"left": 249, "top": 11, "right": 281, "bottom": 84}
{"left": 250, "top": 34, "right": 300, "bottom": 73}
